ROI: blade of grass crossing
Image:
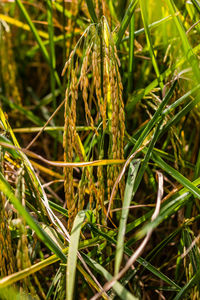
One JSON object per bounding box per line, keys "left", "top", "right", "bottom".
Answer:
{"left": 0, "top": 95, "right": 62, "bottom": 143}
{"left": 0, "top": 14, "right": 48, "bottom": 38}
{"left": 126, "top": 120, "right": 200, "bottom": 204}
{"left": 144, "top": 227, "right": 182, "bottom": 262}
{"left": 136, "top": 193, "right": 195, "bottom": 240}
{"left": 129, "top": 138, "right": 200, "bottom": 211}
{"left": 125, "top": 131, "right": 194, "bottom": 170}
{"left": 136, "top": 257, "right": 180, "bottom": 291}
{"left": 67, "top": 211, "right": 86, "bottom": 300}
{"left": 151, "top": 92, "right": 200, "bottom": 140}
{"left": 0, "top": 108, "right": 52, "bottom": 221}
{"left": 115, "top": 160, "right": 141, "bottom": 275}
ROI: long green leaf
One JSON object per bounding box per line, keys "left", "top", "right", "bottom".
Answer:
{"left": 139, "top": 0, "right": 163, "bottom": 89}
{"left": 162, "top": 84, "right": 200, "bottom": 116}
{"left": 166, "top": 1, "right": 200, "bottom": 180}
{"left": 115, "top": 121, "right": 163, "bottom": 276}
{"left": 191, "top": 0, "right": 200, "bottom": 13}
{"left": 115, "top": 0, "right": 138, "bottom": 46}
{"left": 85, "top": 0, "right": 98, "bottom": 23}
{"left": 115, "top": 160, "right": 141, "bottom": 275}
{"left": 152, "top": 153, "right": 200, "bottom": 199}
{"left": 67, "top": 211, "right": 86, "bottom": 300}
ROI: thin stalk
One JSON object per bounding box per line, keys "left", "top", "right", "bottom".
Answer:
{"left": 128, "top": 14, "right": 135, "bottom": 93}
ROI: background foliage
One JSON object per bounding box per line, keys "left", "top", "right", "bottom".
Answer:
{"left": 1, "top": 0, "right": 200, "bottom": 299}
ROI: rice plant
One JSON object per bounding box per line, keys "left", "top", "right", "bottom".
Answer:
{"left": 1, "top": 0, "right": 200, "bottom": 299}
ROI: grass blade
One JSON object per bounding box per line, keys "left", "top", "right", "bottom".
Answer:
{"left": 139, "top": 0, "right": 164, "bottom": 89}
{"left": 115, "top": 160, "right": 141, "bottom": 275}
{"left": 191, "top": 0, "right": 200, "bottom": 13}
{"left": 126, "top": 42, "right": 200, "bottom": 113}
{"left": 152, "top": 153, "right": 200, "bottom": 200}
{"left": 115, "top": 0, "right": 138, "bottom": 47}
{"left": 85, "top": 0, "right": 98, "bottom": 23}
{"left": 115, "top": 120, "right": 163, "bottom": 275}
{"left": 0, "top": 95, "right": 62, "bottom": 142}
{"left": 67, "top": 211, "right": 86, "bottom": 300}
{"left": 15, "top": 0, "right": 49, "bottom": 63}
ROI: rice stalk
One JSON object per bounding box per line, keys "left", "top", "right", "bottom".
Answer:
{"left": 63, "top": 17, "right": 125, "bottom": 227}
